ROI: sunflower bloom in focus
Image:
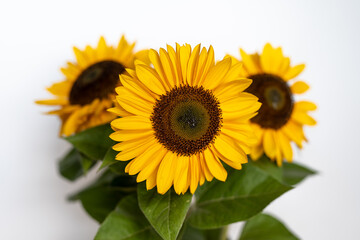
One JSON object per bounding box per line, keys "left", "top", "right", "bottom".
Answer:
{"left": 230, "top": 43, "right": 316, "bottom": 166}
{"left": 110, "top": 43, "right": 261, "bottom": 194}
{"left": 36, "top": 36, "right": 149, "bottom": 136}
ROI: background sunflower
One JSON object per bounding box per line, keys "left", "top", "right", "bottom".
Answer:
{"left": 36, "top": 36, "right": 149, "bottom": 136}
{"left": 230, "top": 43, "right": 316, "bottom": 166}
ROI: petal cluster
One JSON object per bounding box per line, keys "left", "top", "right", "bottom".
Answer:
{"left": 110, "top": 43, "right": 261, "bottom": 194}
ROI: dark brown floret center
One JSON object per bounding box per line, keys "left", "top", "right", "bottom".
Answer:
{"left": 246, "top": 73, "right": 293, "bottom": 129}
{"left": 69, "top": 60, "right": 124, "bottom": 105}
{"left": 151, "top": 85, "right": 222, "bottom": 156}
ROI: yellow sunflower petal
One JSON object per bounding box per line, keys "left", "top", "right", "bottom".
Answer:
{"left": 36, "top": 98, "right": 68, "bottom": 105}
{"left": 214, "top": 134, "right": 248, "bottom": 164}
{"left": 221, "top": 95, "right": 260, "bottom": 113}
{"left": 128, "top": 143, "right": 163, "bottom": 175}
{"left": 107, "top": 105, "right": 132, "bottom": 117}
{"left": 96, "top": 36, "right": 108, "bottom": 60}
{"left": 179, "top": 44, "right": 192, "bottom": 85}
{"left": 135, "top": 64, "right": 166, "bottom": 95}
{"left": 203, "top": 148, "right": 227, "bottom": 182}
{"left": 189, "top": 155, "right": 200, "bottom": 194}
{"left": 283, "top": 64, "right": 305, "bottom": 81}
{"left": 115, "top": 139, "right": 154, "bottom": 161}
{"left": 116, "top": 96, "right": 151, "bottom": 118}
{"left": 240, "top": 49, "right": 261, "bottom": 75}
{"left": 198, "top": 154, "right": 206, "bottom": 186}
{"left": 110, "top": 129, "right": 153, "bottom": 142}
{"left": 132, "top": 48, "right": 148, "bottom": 64}
{"left": 46, "top": 81, "right": 72, "bottom": 96}
{"left": 214, "top": 79, "right": 253, "bottom": 103}
{"left": 112, "top": 135, "right": 153, "bottom": 152}
{"left": 111, "top": 116, "right": 152, "bottom": 130}
{"left": 197, "top": 46, "right": 215, "bottom": 86}
{"left": 211, "top": 145, "right": 243, "bottom": 170}
{"left": 199, "top": 152, "right": 213, "bottom": 182}
{"left": 159, "top": 48, "right": 176, "bottom": 87}
{"left": 250, "top": 144, "right": 264, "bottom": 160}
{"left": 167, "top": 44, "right": 182, "bottom": 85}
{"left": 62, "top": 108, "right": 83, "bottom": 136}
{"left": 221, "top": 62, "right": 244, "bottom": 84}
{"left": 174, "top": 156, "right": 190, "bottom": 194}
{"left": 202, "top": 57, "right": 232, "bottom": 90}
{"left": 156, "top": 151, "right": 177, "bottom": 194}
{"left": 260, "top": 43, "right": 274, "bottom": 73}
{"left": 282, "top": 120, "right": 306, "bottom": 148}
{"left": 186, "top": 44, "right": 201, "bottom": 85}
{"left": 149, "top": 48, "right": 171, "bottom": 89}
{"left": 146, "top": 170, "right": 158, "bottom": 190}
{"left": 193, "top": 47, "right": 208, "bottom": 86}
{"left": 294, "top": 101, "right": 317, "bottom": 111}
{"left": 119, "top": 75, "right": 157, "bottom": 103}
{"left": 276, "top": 59, "right": 289, "bottom": 78}
{"left": 137, "top": 148, "right": 167, "bottom": 183}
{"left": 73, "top": 47, "right": 88, "bottom": 68}
{"left": 291, "top": 81, "right": 310, "bottom": 94}
{"left": 263, "top": 130, "right": 276, "bottom": 159}
{"left": 278, "top": 131, "right": 293, "bottom": 162}
{"left": 291, "top": 110, "right": 317, "bottom": 125}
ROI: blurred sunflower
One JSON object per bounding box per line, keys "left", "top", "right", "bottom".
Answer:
{"left": 36, "top": 36, "right": 149, "bottom": 136}
{"left": 229, "top": 43, "right": 316, "bottom": 166}
{"left": 110, "top": 43, "right": 261, "bottom": 194}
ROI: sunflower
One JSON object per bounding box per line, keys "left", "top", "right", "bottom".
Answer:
{"left": 36, "top": 36, "right": 149, "bottom": 136}
{"left": 110, "top": 43, "right": 261, "bottom": 194}
{"left": 229, "top": 43, "right": 316, "bottom": 166}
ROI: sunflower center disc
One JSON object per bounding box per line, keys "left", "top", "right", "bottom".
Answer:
{"left": 151, "top": 85, "right": 222, "bottom": 156}
{"left": 246, "top": 73, "right": 293, "bottom": 129}
{"left": 69, "top": 60, "right": 125, "bottom": 105}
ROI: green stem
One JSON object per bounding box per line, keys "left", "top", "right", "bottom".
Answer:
{"left": 220, "top": 225, "right": 229, "bottom": 240}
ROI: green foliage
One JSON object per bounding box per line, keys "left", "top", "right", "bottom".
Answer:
{"left": 60, "top": 124, "right": 316, "bottom": 238}
{"left": 99, "top": 147, "right": 128, "bottom": 175}
{"left": 189, "top": 162, "right": 293, "bottom": 229}
{"left": 180, "top": 225, "right": 225, "bottom": 240}
{"left": 282, "top": 162, "right": 316, "bottom": 185}
{"left": 250, "top": 155, "right": 282, "bottom": 182}
{"left": 65, "top": 124, "right": 115, "bottom": 160}
{"left": 58, "top": 148, "right": 95, "bottom": 181}
{"left": 99, "top": 148, "right": 119, "bottom": 170}
{"left": 251, "top": 155, "right": 317, "bottom": 186}
{"left": 137, "top": 183, "right": 192, "bottom": 240}
{"left": 95, "top": 195, "right": 162, "bottom": 240}
{"left": 239, "top": 213, "right": 299, "bottom": 240}
{"left": 70, "top": 170, "right": 137, "bottom": 223}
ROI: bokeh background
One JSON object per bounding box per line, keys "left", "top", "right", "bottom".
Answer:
{"left": 1, "top": 0, "right": 359, "bottom": 239}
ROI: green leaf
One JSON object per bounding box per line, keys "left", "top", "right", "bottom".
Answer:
{"left": 189, "top": 163, "right": 292, "bottom": 229}
{"left": 250, "top": 155, "right": 316, "bottom": 186}
{"left": 98, "top": 147, "right": 128, "bottom": 175}
{"left": 70, "top": 171, "right": 137, "bottom": 223}
{"left": 95, "top": 195, "right": 162, "bottom": 240}
{"left": 250, "top": 155, "right": 282, "bottom": 182}
{"left": 179, "top": 225, "right": 206, "bottom": 240}
{"left": 73, "top": 186, "right": 128, "bottom": 223}
{"left": 179, "top": 225, "right": 225, "bottom": 240}
{"left": 282, "top": 162, "right": 316, "bottom": 185}
{"left": 137, "top": 183, "right": 192, "bottom": 240}
{"left": 65, "top": 124, "right": 115, "bottom": 160}
{"left": 239, "top": 213, "right": 299, "bottom": 240}
{"left": 58, "top": 148, "right": 95, "bottom": 181}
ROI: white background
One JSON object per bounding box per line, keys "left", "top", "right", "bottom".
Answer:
{"left": 0, "top": 0, "right": 359, "bottom": 239}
